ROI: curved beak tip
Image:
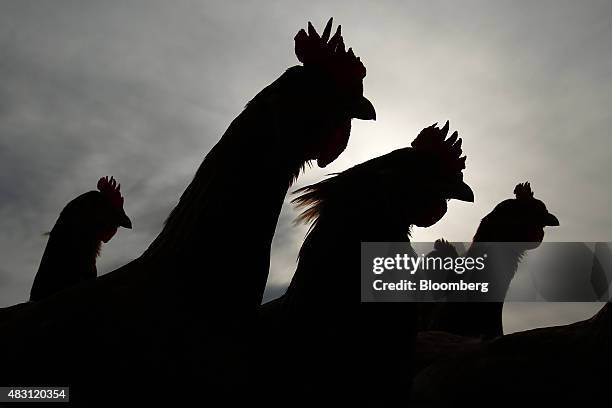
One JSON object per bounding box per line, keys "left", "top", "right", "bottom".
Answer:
{"left": 120, "top": 214, "right": 133, "bottom": 229}
{"left": 463, "top": 193, "right": 475, "bottom": 203}
{"left": 352, "top": 96, "right": 376, "bottom": 121}
{"left": 452, "top": 182, "right": 475, "bottom": 203}
{"left": 545, "top": 213, "right": 560, "bottom": 227}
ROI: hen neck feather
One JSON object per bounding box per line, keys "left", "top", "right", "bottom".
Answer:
{"left": 143, "top": 98, "right": 306, "bottom": 263}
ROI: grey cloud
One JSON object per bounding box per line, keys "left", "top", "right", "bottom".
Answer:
{"left": 1, "top": 1, "right": 611, "bottom": 334}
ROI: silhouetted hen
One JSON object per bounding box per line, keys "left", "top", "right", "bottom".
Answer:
{"left": 138, "top": 18, "right": 376, "bottom": 319}
{"left": 426, "top": 182, "right": 559, "bottom": 338}
{"left": 30, "top": 176, "right": 131, "bottom": 301}
{"left": 0, "top": 19, "right": 374, "bottom": 404}
{"left": 412, "top": 303, "right": 612, "bottom": 406}
{"left": 259, "top": 121, "right": 473, "bottom": 405}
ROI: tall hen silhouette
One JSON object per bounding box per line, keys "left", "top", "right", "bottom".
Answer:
{"left": 425, "top": 182, "right": 559, "bottom": 338}
{"left": 259, "top": 122, "right": 473, "bottom": 405}
{"left": 0, "top": 19, "right": 374, "bottom": 404}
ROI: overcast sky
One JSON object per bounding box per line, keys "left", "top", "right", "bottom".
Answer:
{"left": 1, "top": 0, "right": 610, "bottom": 332}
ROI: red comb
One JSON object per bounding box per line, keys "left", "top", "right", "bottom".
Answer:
{"left": 97, "top": 176, "right": 124, "bottom": 209}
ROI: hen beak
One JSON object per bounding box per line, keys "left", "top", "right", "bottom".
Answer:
{"left": 446, "top": 181, "right": 475, "bottom": 203}
{"left": 119, "top": 211, "right": 132, "bottom": 229}
{"left": 544, "top": 212, "right": 560, "bottom": 227}
{"left": 350, "top": 96, "right": 376, "bottom": 120}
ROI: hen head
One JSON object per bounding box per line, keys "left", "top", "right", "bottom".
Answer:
{"left": 95, "top": 176, "right": 132, "bottom": 242}
{"left": 291, "top": 18, "right": 376, "bottom": 168}
{"left": 474, "top": 182, "right": 559, "bottom": 248}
